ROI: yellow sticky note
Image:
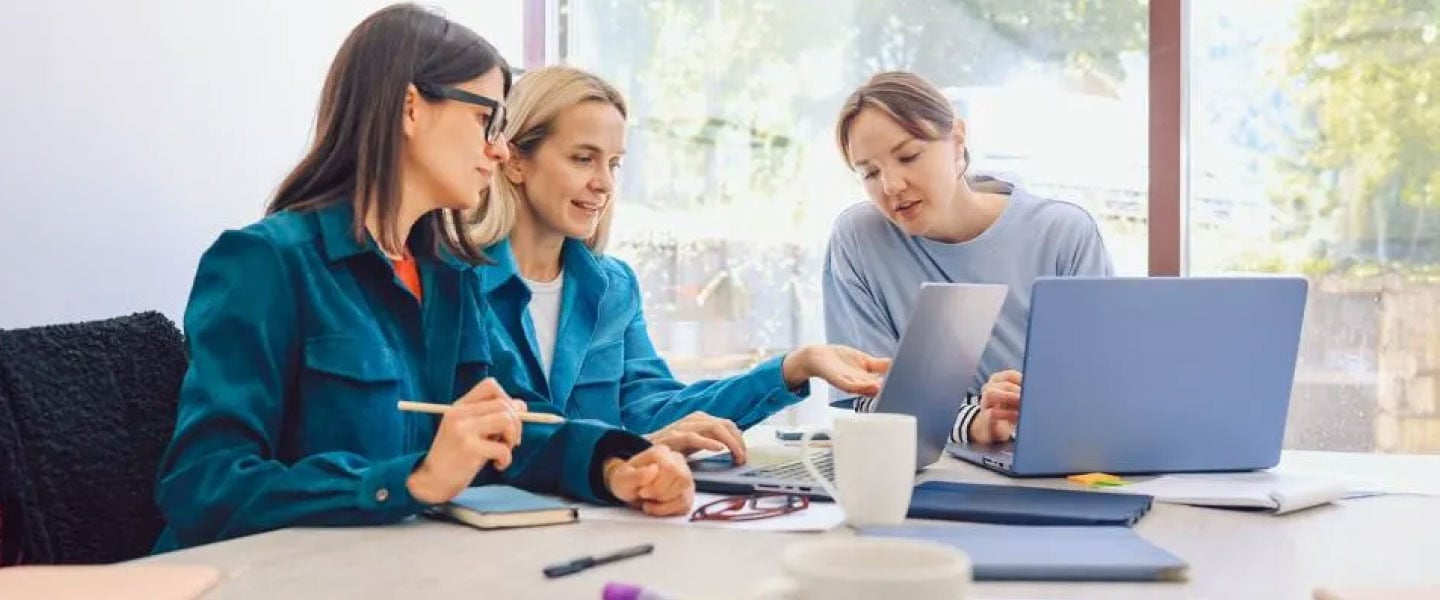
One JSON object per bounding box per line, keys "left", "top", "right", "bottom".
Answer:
{"left": 1067, "top": 472, "right": 1125, "bottom": 487}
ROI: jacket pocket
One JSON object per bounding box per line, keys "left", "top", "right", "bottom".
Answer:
{"left": 296, "top": 335, "right": 405, "bottom": 455}
{"left": 304, "top": 335, "right": 401, "bottom": 384}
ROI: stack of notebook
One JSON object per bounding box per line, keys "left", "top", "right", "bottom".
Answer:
{"left": 864, "top": 480, "right": 1184, "bottom": 581}
{"left": 858, "top": 523, "right": 1188, "bottom": 582}
{"left": 1115, "top": 472, "right": 1350, "bottom": 515}
{"left": 906, "top": 480, "right": 1154, "bottom": 525}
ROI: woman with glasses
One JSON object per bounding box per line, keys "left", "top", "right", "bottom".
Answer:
{"left": 824, "top": 71, "right": 1113, "bottom": 446}
{"left": 153, "top": 4, "right": 695, "bottom": 552}
{"left": 469, "top": 66, "right": 891, "bottom": 463}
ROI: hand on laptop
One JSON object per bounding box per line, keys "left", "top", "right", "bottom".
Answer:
{"left": 971, "top": 370, "right": 1022, "bottom": 444}
{"left": 646, "top": 411, "right": 748, "bottom": 464}
{"left": 782, "top": 344, "right": 891, "bottom": 397}
{"left": 604, "top": 446, "right": 696, "bottom": 516}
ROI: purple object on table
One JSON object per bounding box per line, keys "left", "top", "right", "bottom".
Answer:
{"left": 603, "top": 582, "right": 673, "bottom": 600}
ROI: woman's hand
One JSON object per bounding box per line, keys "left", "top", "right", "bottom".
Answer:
{"left": 604, "top": 446, "right": 696, "bottom": 517}
{"left": 406, "top": 378, "right": 524, "bottom": 504}
{"left": 968, "top": 370, "right": 1022, "bottom": 445}
{"left": 781, "top": 344, "right": 890, "bottom": 397}
{"left": 645, "top": 411, "right": 747, "bottom": 464}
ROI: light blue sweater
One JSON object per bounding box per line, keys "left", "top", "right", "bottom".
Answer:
{"left": 822, "top": 179, "right": 1113, "bottom": 443}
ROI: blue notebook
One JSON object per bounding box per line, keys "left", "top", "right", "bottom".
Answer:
{"left": 858, "top": 523, "right": 1188, "bottom": 581}
{"left": 427, "top": 486, "right": 578, "bottom": 530}
{"left": 907, "top": 480, "right": 1153, "bottom": 526}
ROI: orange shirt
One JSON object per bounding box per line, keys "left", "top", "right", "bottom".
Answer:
{"left": 392, "top": 254, "right": 422, "bottom": 302}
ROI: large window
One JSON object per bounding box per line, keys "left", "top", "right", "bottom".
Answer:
{"left": 562, "top": 0, "right": 1150, "bottom": 417}
{"left": 1188, "top": 0, "right": 1440, "bottom": 453}
{"left": 549, "top": 0, "right": 1438, "bottom": 454}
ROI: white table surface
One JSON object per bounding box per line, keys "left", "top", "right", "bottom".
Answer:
{"left": 146, "top": 428, "right": 1440, "bottom": 600}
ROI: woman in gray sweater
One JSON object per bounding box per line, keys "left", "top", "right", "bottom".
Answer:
{"left": 824, "top": 71, "right": 1113, "bottom": 446}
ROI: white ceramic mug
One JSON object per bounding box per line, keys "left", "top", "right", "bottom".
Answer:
{"left": 751, "top": 537, "right": 972, "bottom": 600}
{"left": 800, "top": 412, "right": 917, "bottom": 527}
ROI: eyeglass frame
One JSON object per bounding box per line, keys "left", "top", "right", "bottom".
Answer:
{"left": 689, "top": 492, "right": 810, "bottom": 523}
{"left": 413, "top": 81, "right": 508, "bottom": 144}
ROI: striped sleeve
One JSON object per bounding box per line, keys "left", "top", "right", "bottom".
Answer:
{"left": 950, "top": 394, "right": 982, "bottom": 445}
{"left": 854, "top": 394, "right": 877, "bottom": 413}
{"left": 857, "top": 391, "right": 980, "bottom": 446}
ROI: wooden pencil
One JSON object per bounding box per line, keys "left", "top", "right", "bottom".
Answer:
{"left": 396, "top": 400, "right": 566, "bottom": 424}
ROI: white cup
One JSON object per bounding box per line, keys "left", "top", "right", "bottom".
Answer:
{"left": 800, "top": 412, "right": 916, "bottom": 527}
{"left": 751, "top": 537, "right": 972, "bottom": 600}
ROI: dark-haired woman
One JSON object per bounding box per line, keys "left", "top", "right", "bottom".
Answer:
{"left": 152, "top": 3, "right": 693, "bottom": 552}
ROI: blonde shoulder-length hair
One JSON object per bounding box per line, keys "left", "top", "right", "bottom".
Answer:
{"left": 471, "top": 65, "right": 628, "bottom": 253}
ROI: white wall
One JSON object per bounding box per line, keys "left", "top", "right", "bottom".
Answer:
{"left": 0, "top": 1, "right": 523, "bottom": 329}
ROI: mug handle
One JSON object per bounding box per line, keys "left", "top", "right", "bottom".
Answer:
{"left": 799, "top": 429, "right": 842, "bottom": 503}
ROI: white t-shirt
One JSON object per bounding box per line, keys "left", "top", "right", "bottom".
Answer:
{"left": 521, "top": 273, "right": 565, "bottom": 380}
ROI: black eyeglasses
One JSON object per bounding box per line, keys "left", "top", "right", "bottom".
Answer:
{"left": 414, "top": 82, "right": 508, "bottom": 144}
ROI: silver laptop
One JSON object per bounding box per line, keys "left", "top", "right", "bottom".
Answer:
{"left": 949, "top": 276, "right": 1308, "bottom": 476}
{"left": 691, "top": 283, "right": 1008, "bottom": 498}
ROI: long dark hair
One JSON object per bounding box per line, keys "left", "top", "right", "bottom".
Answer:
{"left": 268, "top": 3, "right": 511, "bottom": 264}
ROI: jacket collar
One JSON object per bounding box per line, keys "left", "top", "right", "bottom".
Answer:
{"left": 479, "top": 238, "right": 607, "bottom": 294}
{"left": 316, "top": 200, "right": 466, "bottom": 269}
{"left": 479, "top": 237, "right": 610, "bottom": 408}
{"left": 317, "top": 201, "right": 369, "bottom": 263}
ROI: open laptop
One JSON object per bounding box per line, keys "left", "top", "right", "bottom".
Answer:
{"left": 691, "top": 283, "right": 1008, "bottom": 498}
{"left": 949, "top": 276, "right": 1308, "bottom": 477}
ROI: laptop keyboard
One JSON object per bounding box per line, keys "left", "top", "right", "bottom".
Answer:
{"left": 744, "top": 453, "right": 835, "bottom": 482}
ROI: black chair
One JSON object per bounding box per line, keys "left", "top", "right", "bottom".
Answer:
{"left": 0, "top": 311, "right": 188, "bottom": 564}
{"left": 1, "top": 381, "right": 22, "bottom": 566}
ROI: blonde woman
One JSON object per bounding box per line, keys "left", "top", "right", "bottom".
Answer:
{"left": 473, "top": 66, "right": 889, "bottom": 463}
{"left": 825, "top": 71, "right": 1113, "bottom": 447}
